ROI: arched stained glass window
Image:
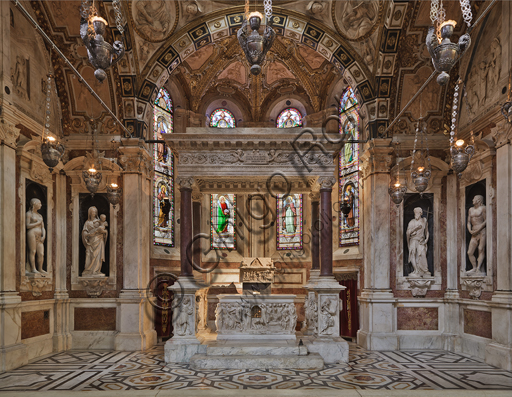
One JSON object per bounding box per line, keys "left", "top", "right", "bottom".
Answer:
{"left": 210, "top": 108, "right": 236, "bottom": 128}
{"left": 339, "top": 87, "right": 360, "bottom": 247}
{"left": 276, "top": 108, "right": 302, "bottom": 128}
{"left": 153, "top": 87, "right": 174, "bottom": 247}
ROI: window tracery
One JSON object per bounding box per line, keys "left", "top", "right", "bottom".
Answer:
{"left": 210, "top": 108, "right": 236, "bottom": 128}
{"left": 276, "top": 108, "right": 302, "bottom": 128}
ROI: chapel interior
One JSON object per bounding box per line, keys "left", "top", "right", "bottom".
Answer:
{"left": 1, "top": 0, "right": 512, "bottom": 394}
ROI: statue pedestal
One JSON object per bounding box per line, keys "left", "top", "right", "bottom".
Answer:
{"left": 302, "top": 275, "right": 349, "bottom": 363}
{"left": 164, "top": 276, "right": 207, "bottom": 363}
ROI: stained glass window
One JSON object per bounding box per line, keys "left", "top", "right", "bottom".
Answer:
{"left": 210, "top": 194, "right": 236, "bottom": 249}
{"left": 276, "top": 108, "right": 302, "bottom": 128}
{"left": 339, "top": 87, "right": 360, "bottom": 246}
{"left": 276, "top": 194, "right": 303, "bottom": 250}
{"left": 153, "top": 88, "right": 174, "bottom": 247}
{"left": 210, "top": 108, "right": 236, "bottom": 128}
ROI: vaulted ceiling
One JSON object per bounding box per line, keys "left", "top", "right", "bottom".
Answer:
{"left": 9, "top": 0, "right": 500, "bottom": 141}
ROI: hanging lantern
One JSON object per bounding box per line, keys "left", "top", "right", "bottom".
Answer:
{"left": 238, "top": 0, "right": 275, "bottom": 75}
{"left": 107, "top": 182, "right": 122, "bottom": 208}
{"left": 410, "top": 123, "right": 432, "bottom": 194}
{"left": 388, "top": 143, "right": 406, "bottom": 206}
{"left": 80, "top": 0, "right": 125, "bottom": 82}
{"left": 82, "top": 149, "right": 103, "bottom": 196}
{"left": 40, "top": 73, "right": 65, "bottom": 172}
{"left": 427, "top": 0, "right": 472, "bottom": 85}
{"left": 448, "top": 80, "right": 475, "bottom": 177}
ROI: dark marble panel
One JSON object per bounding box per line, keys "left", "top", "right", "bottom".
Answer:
{"left": 74, "top": 308, "right": 116, "bottom": 331}
{"left": 464, "top": 309, "right": 492, "bottom": 339}
{"left": 397, "top": 307, "right": 438, "bottom": 330}
{"left": 21, "top": 310, "right": 50, "bottom": 339}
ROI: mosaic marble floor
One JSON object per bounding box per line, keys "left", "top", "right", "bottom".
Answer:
{"left": 1, "top": 344, "right": 512, "bottom": 391}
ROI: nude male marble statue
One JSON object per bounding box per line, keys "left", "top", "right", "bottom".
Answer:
{"left": 467, "top": 195, "right": 486, "bottom": 274}
{"left": 406, "top": 207, "right": 430, "bottom": 277}
{"left": 26, "top": 198, "right": 47, "bottom": 274}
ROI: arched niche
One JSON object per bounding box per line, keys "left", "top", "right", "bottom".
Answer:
{"left": 63, "top": 156, "right": 122, "bottom": 296}
{"left": 266, "top": 97, "right": 309, "bottom": 124}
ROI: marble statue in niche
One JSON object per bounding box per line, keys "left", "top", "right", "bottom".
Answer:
{"left": 82, "top": 206, "right": 108, "bottom": 277}
{"left": 26, "top": 198, "right": 47, "bottom": 274}
{"left": 173, "top": 296, "right": 194, "bottom": 336}
{"left": 406, "top": 207, "right": 430, "bottom": 277}
{"left": 467, "top": 195, "right": 486, "bottom": 274}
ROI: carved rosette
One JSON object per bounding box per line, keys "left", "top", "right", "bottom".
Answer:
{"left": 462, "top": 277, "right": 485, "bottom": 299}
{"left": 407, "top": 278, "right": 434, "bottom": 297}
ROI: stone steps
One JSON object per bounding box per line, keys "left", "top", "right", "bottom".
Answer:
{"left": 189, "top": 352, "right": 324, "bottom": 370}
{"left": 206, "top": 344, "right": 301, "bottom": 356}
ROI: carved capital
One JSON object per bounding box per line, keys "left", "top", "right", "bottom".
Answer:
{"left": 176, "top": 176, "right": 194, "bottom": 190}
{"left": 318, "top": 176, "right": 336, "bottom": 190}
{"left": 79, "top": 277, "right": 109, "bottom": 298}
{"left": 407, "top": 277, "right": 434, "bottom": 297}
{"left": 361, "top": 139, "right": 393, "bottom": 176}
{"left": 0, "top": 120, "right": 20, "bottom": 149}
{"left": 309, "top": 190, "right": 321, "bottom": 202}
{"left": 461, "top": 276, "right": 485, "bottom": 299}
{"left": 491, "top": 122, "right": 512, "bottom": 149}
{"left": 192, "top": 190, "right": 203, "bottom": 202}
{"left": 119, "top": 153, "right": 152, "bottom": 175}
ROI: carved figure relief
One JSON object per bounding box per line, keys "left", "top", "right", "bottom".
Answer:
{"left": 216, "top": 302, "right": 297, "bottom": 334}
{"left": 301, "top": 291, "right": 318, "bottom": 333}
{"left": 82, "top": 206, "right": 108, "bottom": 277}
{"left": 406, "top": 207, "right": 430, "bottom": 278}
{"left": 319, "top": 296, "right": 337, "bottom": 335}
{"left": 132, "top": 0, "right": 177, "bottom": 42}
{"left": 334, "top": 0, "right": 380, "bottom": 41}
{"left": 26, "top": 198, "right": 46, "bottom": 274}
{"left": 467, "top": 195, "right": 486, "bottom": 274}
{"left": 11, "top": 55, "right": 29, "bottom": 100}
{"left": 173, "top": 296, "right": 194, "bottom": 336}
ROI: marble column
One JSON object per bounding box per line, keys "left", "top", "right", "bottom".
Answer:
{"left": 310, "top": 192, "right": 320, "bottom": 272}
{"left": 179, "top": 177, "right": 193, "bottom": 277}
{"left": 486, "top": 122, "right": 512, "bottom": 370}
{"left": 115, "top": 138, "right": 157, "bottom": 351}
{"left": 357, "top": 139, "right": 396, "bottom": 350}
{"left": 164, "top": 177, "right": 205, "bottom": 364}
{"left": 0, "top": 119, "right": 27, "bottom": 371}
{"left": 443, "top": 172, "right": 461, "bottom": 352}
{"left": 53, "top": 170, "right": 72, "bottom": 352}
{"left": 319, "top": 177, "right": 335, "bottom": 277}
{"left": 192, "top": 192, "right": 202, "bottom": 273}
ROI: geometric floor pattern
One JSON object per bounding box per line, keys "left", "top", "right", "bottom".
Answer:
{"left": 1, "top": 343, "right": 512, "bottom": 391}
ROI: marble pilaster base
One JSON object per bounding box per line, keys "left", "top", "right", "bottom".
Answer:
{"left": 357, "top": 289, "right": 398, "bottom": 350}
{"left": 165, "top": 338, "right": 206, "bottom": 363}
{"left": 304, "top": 336, "right": 349, "bottom": 364}
{"left": 114, "top": 290, "right": 157, "bottom": 351}
{"left": 0, "top": 293, "right": 28, "bottom": 371}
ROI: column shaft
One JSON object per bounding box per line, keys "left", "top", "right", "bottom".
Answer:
{"left": 320, "top": 188, "right": 333, "bottom": 276}
{"left": 311, "top": 199, "right": 320, "bottom": 270}
{"left": 192, "top": 200, "right": 201, "bottom": 272}
{"left": 180, "top": 187, "right": 193, "bottom": 276}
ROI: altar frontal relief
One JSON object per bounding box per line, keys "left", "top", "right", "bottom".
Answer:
{"left": 211, "top": 194, "right": 236, "bottom": 249}
{"left": 276, "top": 194, "right": 303, "bottom": 250}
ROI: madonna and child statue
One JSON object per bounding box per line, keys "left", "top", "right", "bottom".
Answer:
{"left": 82, "top": 206, "right": 108, "bottom": 277}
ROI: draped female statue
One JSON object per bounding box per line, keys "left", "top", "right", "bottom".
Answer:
{"left": 82, "top": 206, "right": 108, "bottom": 277}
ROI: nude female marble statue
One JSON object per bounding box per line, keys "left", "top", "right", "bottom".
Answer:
{"left": 26, "top": 198, "right": 46, "bottom": 274}
{"left": 406, "top": 207, "right": 430, "bottom": 277}
{"left": 82, "top": 206, "right": 108, "bottom": 277}
{"left": 467, "top": 195, "right": 486, "bottom": 274}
